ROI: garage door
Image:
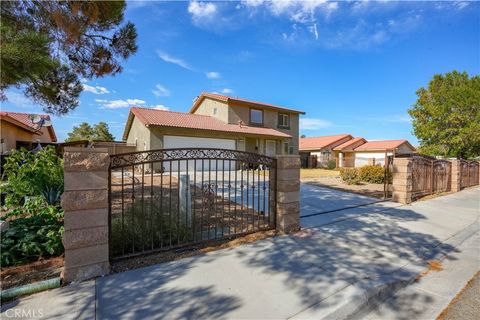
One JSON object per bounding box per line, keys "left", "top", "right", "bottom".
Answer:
{"left": 164, "top": 136, "right": 236, "bottom": 171}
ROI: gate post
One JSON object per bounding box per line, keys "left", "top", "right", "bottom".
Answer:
{"left": 392, "top": 157, "right": 413, "bottom": 204}
{"left": 451, "top": 160, "right": 461, "bottom": 192}
{"left": 275, "top": 155, "right": 301, "bottom": 233}
{"left": 62, "top": 148, "right": 110, "bottom": 282}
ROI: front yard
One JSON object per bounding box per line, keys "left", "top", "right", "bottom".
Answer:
{"left": 301, "top": 168, "right": 386, "bottom": 198}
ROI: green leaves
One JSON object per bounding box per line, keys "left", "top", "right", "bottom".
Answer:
{"left": 0, "top": 1, "right": 137, "bottom": 115}
{"left": 409, "top": 71, "right": 480, "bottom": 159}
{"left": 0, "top": 206, "right": 64, "bottom": 267}
{"left": 65, "top": 121, "right": 115, "bottom": 142}
{"left": 2, "top": 146, "right": 64, "bottom": 206}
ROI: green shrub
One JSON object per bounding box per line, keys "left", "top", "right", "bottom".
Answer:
{"left": 339, "top": 168, "right": 361, "bottom": 185}
{"left": 1, "top": 198, "right": 64, "bottom": 267}
{"left": 2, "top": 146, "right": 63, "bottom": 207}
{"left": 327, "top": 160, "right": 336, "bottom": 170}
{"left": 358, "top": 165, "right": 386, "bottom": 184}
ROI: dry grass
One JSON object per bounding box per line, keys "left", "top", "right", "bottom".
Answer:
{"left": 300, "top": 168, "right": 340, "bottom": 179}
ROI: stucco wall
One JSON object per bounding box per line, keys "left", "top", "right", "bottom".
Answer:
{"left": 0, "top": 120, "right": 53, "bottom": 153}
{"left": 396, "top": 143, "right": 415, "bottom": 154}
{"left": 193, "top": 97, "right": 229, "bottom": 122}
{"left": 126, "top": 116, "right": 150, "bottom": 151}
{"left": 228, "top": 104, "right": 299, "bottom": 154}
{"left": 354, "top": 151, "right": 392, "bottom": 167}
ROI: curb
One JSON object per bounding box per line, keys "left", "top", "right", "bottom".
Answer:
{"left": 290, "top": 220, "right": 480, "bottom": 320}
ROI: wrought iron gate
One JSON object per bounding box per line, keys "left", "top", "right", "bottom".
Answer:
{"left": 108, "top": 148, "right": 277, "bottom": 260}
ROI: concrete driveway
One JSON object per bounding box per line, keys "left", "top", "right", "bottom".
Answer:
{"left": 300, "top": 183, "right": 382, "bottom": 217}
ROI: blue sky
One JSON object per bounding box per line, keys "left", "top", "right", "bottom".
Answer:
{"left": 2, "top": 0, "right": 479, "bottom": 143}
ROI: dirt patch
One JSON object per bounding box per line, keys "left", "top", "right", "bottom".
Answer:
{"left": 302, "top": 176, "right": 387, "bottom": 198}
{"left": 1, "top": 256, "right": 64, "bottom": 290}
{"left": 111, "top": 229, "right": 276, "bottom": 273}
{"left": 437, "top": 271, "right": 480, "bottom": 320}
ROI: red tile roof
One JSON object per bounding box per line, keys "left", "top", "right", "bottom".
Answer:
{"left": 354, "top": 140, "right": 415, "bottom": 151}
{"left": 0, "top": 111, "right": 57, "bottom": 142}
{"left": 300, "top": 134, "right": 352, "bottom": 151}
{"left": 190, "top": 92, "right": 305, "bottom": 114}
{"left": 333, "top": 137, "right": 367, "bottom": 151}
{"left": 123, "top": 107, "right": 292, "bottom": 140}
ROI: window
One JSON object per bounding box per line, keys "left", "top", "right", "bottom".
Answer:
{"left": 250, "top": 109, "right": 263, "bottom": 125}
{"left": 213, "top": 107, "right": 217, "bottom": 115}
{"left": 284, "top": 142, "right": 289, "bottom": 154}
{"left": 278, "top": 113, "right": 290, "bottom": 128}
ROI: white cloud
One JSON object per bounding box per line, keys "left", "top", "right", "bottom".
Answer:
{"left": 96, "top": 99, "right": 146, "bottom": 109}
{"left": 157, "top": 50, "right": 192, "bottom": 70}
{"left": 82, "top": 84, "right": 110, "bottom": 95}
{"left": 5, "top": 91, "right": 33, "bottom": 108}
{"left": 300, "top": 118, "right": 332, "bottom": 130}
{"left": 152, "top": 84, "right": 171, "bottom": 97}
{"left": 206, "top": 71, "right": 221, "bottom": 79}
{"left": 221, "top": 88, "right": 234, "bottom": 94}
{"left": 453, "top": 1, "right": 470, "bottom": 10}
{"left": 151, "top": 105, "right": 169, "bottom": 111}
{"left": 188, "top": 1, "right": 217, "bottom": 18}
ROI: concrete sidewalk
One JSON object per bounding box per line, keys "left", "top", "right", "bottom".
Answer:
{"left": 2, "top": 187, "right": 479, "bottom": 320}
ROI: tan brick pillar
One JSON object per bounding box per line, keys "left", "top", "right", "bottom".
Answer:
{"left": 274, "top": 155, "right": 301, "bottom": 233}
{"left": 392, "top": 158, "right": 413, "bottom": 204}
{"left": 62, "top": 148, "right": 110, "bottom": 282}
{"left": 451, "top": 160, "right": 461, "bottom": 192}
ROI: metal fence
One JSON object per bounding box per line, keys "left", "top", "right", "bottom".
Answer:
{"left": 460, "top": 160, "right": 479, "bottom": 189}
{"left": 108, "top": 148, "right": 277, "bottom": 261}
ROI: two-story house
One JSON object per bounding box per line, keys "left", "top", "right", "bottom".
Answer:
{"left": 122, "top": 92, "right": 305, "bottom": 156}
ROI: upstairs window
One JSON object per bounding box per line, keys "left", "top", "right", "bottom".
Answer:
{"left": 250, "top": 109, "right": 263, "bottom": 125}
{"left": 278, "top": 113, "right": 290, "bottom": 128}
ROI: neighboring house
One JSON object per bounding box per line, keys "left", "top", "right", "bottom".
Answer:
{"left": 0, "top": 111, "right": 57, "bottom": 154}
{"left": 123, "top": 92, "right": 305, "bottom": 158}
{"left": 299, "top": 134, "right": 353, "bottom": 167}
{"left": 349, "top": 140, "right": 416, "bottom": 167}
{"left": 301, "top": 134, "right": 416, "bottom": 168}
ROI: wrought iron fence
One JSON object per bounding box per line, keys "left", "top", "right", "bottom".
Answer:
{"left": 108, "top": 148, "right": 277, "bottom": 261}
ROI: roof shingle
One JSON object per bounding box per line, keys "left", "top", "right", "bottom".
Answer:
{"left": 300, "top": 134, "right": 352, "bottom": 151}
{"left": 190, "top": 92, "right": 305, "bottom": 114}
{"left": 124, "top": 107, "right": 292, "bottom": 140}
{"left": 353, "top": 140, "right": 413, "bottom": 151}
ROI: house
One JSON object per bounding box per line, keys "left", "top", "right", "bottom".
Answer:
{"left": 299, "top": 134, "right": 353, "bottom": 168}
{"left": 122, "top": 92, "right": 305, "bottom": 157}
{"left": 345, "top": 139, "right": 416, "bottom": 167}
{"left": 0, "top": 111, "right": 57, "bottom": 154}
{"left": 300, "top": 134, "right": 416, "bottom": 168}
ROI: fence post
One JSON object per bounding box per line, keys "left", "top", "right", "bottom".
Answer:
{"left": 392, "top": 157, "right": 413, "bottom": 204}
{"left": 62, "top": 147, "right": 110, "bottom": 282}
{"left": 275, "top": 155, "right": 301, "bottom": 233}
{"left": 451, "top": 160, "right": 461, "bottom": 192}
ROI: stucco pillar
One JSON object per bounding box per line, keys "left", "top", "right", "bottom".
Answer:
{"left": 392, "top": 158, "right": 413, "bottom": 204}
{"left": 274, "top": 155, "right": 300, "bottom": 233}
{"left": 62, "top": 148, "right": 110, "bottom": 282}
{"left": 451, "top": 160, "right": 461, "bottom": 192}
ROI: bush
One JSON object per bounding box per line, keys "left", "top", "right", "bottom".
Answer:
{"left": 1, "top": 198, "right": 64, "bottom": 267}
{"left": 327, "top": 160, "right": 336, "bottom": 170}
{"left": 2, "top": 146, "right": 63, "bottom": 207}
{"left": 358, "top": 165, "right": 386, "bottom": 184}
{"left": 339, "top": 168, "right": 361, "bottom": 185}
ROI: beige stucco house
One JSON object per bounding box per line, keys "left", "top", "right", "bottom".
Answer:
{"left": 123, "top": 92, "right": 305, "bottom": 157}
{"left": 0, "top": 111, "right": 57, "bottom": 154}
{"left": 300, "top": 134, "right": 416, "bottom": 168}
